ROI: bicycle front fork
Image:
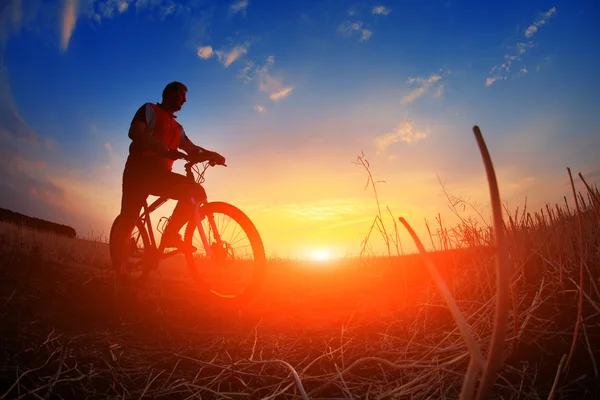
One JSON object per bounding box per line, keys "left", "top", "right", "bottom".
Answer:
{"left": 191, "top": 198, "right": 221, "bottom": 258}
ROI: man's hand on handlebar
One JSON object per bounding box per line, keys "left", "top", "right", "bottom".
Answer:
{"left": 205, "top": 151, "right": 226, "bottom": 166}
{"left": 165, "top": 149, "right": 227, "bottom": 166}
{"left": 187, "top": 149, "right": 226, "bottom": 166}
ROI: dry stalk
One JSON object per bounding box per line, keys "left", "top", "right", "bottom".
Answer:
{"left": 471, "top": 125, "right": 511, "bottom": 400}
{"left": 354, "top": 152, "right": 392, "bottom": 259}
{"left": 460, "top": 358, "right": 480, "bottom": 400}
{"left": 580, "top": 321, "right": 598, "bottom": 378}
{"left": 245, "top": 359, "right": 308, "bottom": 400}
{"left": 398, "top": 218, "right": 485, "bottom": 365}
{"left": 562, "top": 168, "right": 585, "bottom": 374}
{"left": 547, "top": 354, "right": 567, "bottom": 400}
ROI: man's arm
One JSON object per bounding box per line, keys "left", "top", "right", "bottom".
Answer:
{"left": 179, "top": 134, "right": 202, "bottom": 155}
{"left": 129, "top": 103, "right": 165, "bottom": 152}
{"left": 178, "top": 127, "right": 226, "bottom": 165}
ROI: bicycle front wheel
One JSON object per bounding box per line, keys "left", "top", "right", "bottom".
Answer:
{"left": 184, "top": 201, "right": 266, "bottom": 303}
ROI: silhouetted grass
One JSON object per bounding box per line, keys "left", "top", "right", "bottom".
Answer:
{"left": 1, "top": 180, "right": 598, "bottom": 399}
{"left": 1, "top": 132, "right": 599, "bottom": 398}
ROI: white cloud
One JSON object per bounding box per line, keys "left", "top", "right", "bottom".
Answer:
{"left": 60, "top": 0, "right": 78, "bottom": 52}
{"left": 254, "top": 104, "right": 265, "bottom": 113}
{"left": 360, "top": 29, "right": 372, "bottom": 42}
{"left": 339, "top": 20, "right": 376, "bottom": 42}
{"left": 269, "top": 87, "right": 293, "bottom": 101}
{"left": 485, "top": 77, "right": 497, "bottom": 87}
{"left": 238, "top": 60, "right": 254, "bottom": 82}
{"left": 338, "top": 20, "right": 363, "bottom": 36}
{"left": 94, "top": 0, "right": 132, "bottom": 19}
{"left": 104, "top": 142, "right": 113, "bottom": 156}
{"left": 197, "top": 45, "right": 213, "bottom": 59}
{"left": 525, "top": 7, "right": 556, "bottom": 38}
{"left": 400, "top": 73, "right": 445, "bottom": 104}
{"left": 229, "top": 0, "right": 249, "bottom": 16}
{"left": 486, "top": 41, "right": 535, "bottom": 86}
{"left": 375, "top": 120, "right": 427, "bottom": 152}
{"left": 372, "top": 5, "right": 391, "bottom": 15}
{"left": 220, "top": 45, "right": 248, "bottom": 67}
{"left": 118, "top": 1, "right": 129, "bottom": 13}
{"left": 158, "top": 2, "right": 176, "bottom": 19}
{"left": 129, "top": 0, "right": 188, "bottom": 21}
{"left": 207, "top": 43, "right": 249, "bottom": 67}
{"left": 241, "top": 56, "right": 294, "bottom": 102}
{"left": 401, "top": 87, "right": 426, "bottom": 104}
{"left": 486, "top": 7, "right": 555, "bottom": 86}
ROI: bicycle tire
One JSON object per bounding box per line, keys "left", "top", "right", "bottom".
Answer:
{"left": 109, "top": 214, "right": 152, "bottom": 283}
{"left": 184, "top": 201, "right": 266, "bottom": 303}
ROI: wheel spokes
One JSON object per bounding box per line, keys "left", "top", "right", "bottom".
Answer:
{"left": 189, "top": 211, "right": 256, "bottom": 297}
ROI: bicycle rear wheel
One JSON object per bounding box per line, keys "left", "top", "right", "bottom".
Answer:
{"left": 184, "top": 201, "right": 266, "bottom": 303}
{"left": 109, "top": 214, "right": 154, "bottom": 283}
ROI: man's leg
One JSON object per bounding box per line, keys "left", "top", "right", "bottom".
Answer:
{"left": 146, "top": 170, "right": 207, "bottom": 250}
{"left": 115, "top": 167, "right": 146, "bottom": 272}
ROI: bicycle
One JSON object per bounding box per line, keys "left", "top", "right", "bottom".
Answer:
{"left": 108, "top": 151, "right": 266, "bottom": 303}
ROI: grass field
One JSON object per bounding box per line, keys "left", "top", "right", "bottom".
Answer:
{"left": 1, "top": 131, "right": 600, "bottom": 399}
{"left": 1, "top": 178, "right": 599, "bottom": 399}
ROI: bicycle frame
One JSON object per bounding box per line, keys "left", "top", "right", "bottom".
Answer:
{"left": 134, "top": 162, "right": 219, "bottom": 260}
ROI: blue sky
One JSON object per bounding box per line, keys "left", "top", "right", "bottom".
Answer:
{"left": 1, "top": 0, "right": 599, "bottom": 257}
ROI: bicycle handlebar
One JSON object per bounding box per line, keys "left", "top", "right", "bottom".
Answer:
{"left": 167, "top": 150, "right": 227, "bottom": 167}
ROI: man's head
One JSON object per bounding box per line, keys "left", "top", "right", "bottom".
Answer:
{"left": 161, "top": 81, "right": 187, "bottom": 113}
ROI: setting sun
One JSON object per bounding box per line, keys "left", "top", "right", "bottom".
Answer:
{"left": 309, "top": 249, "right": 332, "bottom": 262}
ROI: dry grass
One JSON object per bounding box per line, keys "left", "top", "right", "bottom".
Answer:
{"left": 1, "top": 132, "right": 599, "bottom": 399}
{"left": 1, "top": 186, "right": 599, "bottom": 399}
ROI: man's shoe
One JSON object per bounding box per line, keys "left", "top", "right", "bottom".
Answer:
{"left": 161, "top": 233, "right": 197, "bottom": 253}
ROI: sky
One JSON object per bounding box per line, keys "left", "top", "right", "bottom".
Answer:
{"left": 1, "top": 0, "right": 599, "bottom": 259}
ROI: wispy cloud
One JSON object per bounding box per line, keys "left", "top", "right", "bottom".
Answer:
{"left": 197, "top": 43, "right": 249, "bottom": 67}
{"left": 216, "top": 45, "right": 248, "bottom": 67}
{"left": 60, "top": 0, "right": 78, "bottom": 52}
{"left": 372, "top": 5, "right": 391, "bottom": 15}
{"left": 486, "top": 7, "right": 556, "bottom": 86}
{"left": 338, "top": 20, "right": 363, "bottom": 37}
{"left": 361, "top": 29, "right": 373, "bottom": 42}
{"left": 254, "top": 104, "right": 265, "bottom": 113}
{"left": 375, "top": 120, "right": 428, "bottom": 152}
{"left": 400, "top": 73, "right": 446, "bottom": 104}
{"left": 92, "top": 0, "right": 131, "bottom": 20}
{"left": 339, "top": 6, "right": 389, "bottom": 42}
{"left": 485, "top": 77, "right": 497, "bottom": 87}
{"left": 269, "top": 87, "right": 293, "bottom": 101}
{"left": 339, "top": 20, "right": 374, "bottom": 42}
{"left": 229, "top": 0, "right": 248, "bottom": 17}
{"left": 525, "top": 7, "right": 556, "bottom": 38}
{"left": 240, "top": 56, "right": 294, "bottom": 102}
{"left": 127, "top": 0, "right": 189, "bottom": 21}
